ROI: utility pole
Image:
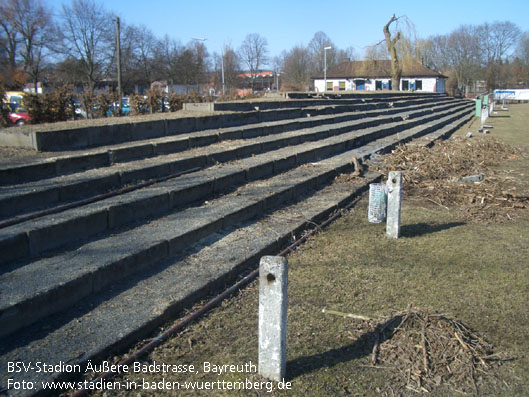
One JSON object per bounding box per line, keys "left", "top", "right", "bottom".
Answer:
{"left": 116, "top": 16, "right": 122, "bottom": 115}
{"left": 221, "top": 49, "right": 225, "bottom": 96}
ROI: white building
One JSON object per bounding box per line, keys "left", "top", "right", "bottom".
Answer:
{"left": 314, "top": 60, "right": 447, "bottom": 93}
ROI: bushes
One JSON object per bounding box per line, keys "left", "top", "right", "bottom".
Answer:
{"left": 0, "top": 84, "right": 9, "bottom": 127}
{"left": 146, "top": 87, "right": 163, "bottom": 114}
{"left": 24, "top": 85, "right": 75, "bottom": 124}
{"left": 3, "top": 85, "right": 217, "bottom": 125}
{"left": 129, "top": 93, "right": 147, "bottom": 116}
{"left": 167, "top": 91, "right": 185, "bottom": 112}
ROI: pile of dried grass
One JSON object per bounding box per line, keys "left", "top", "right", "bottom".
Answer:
{"left": 375, "top": 136, "right": 528, "bottom": 222}
{"left": 326, "top": 307, "right": 510, "bottom": 395}
{"left": 372, "top": 308, "right": 509, "bottom": 395}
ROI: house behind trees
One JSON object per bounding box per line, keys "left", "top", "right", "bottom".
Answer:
{"left": 314, "top": 60, "right": 447, "bottom": 93}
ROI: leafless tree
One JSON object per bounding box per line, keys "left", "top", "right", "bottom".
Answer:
{"left": 383, "top": 14, "right": 403, "bottom": 91}
{"left": 14, "top": 0, "right": 55, "bottom": 91}
{"left": 213, "top": 44, "right": 240, "bottom": 94}
{"left": 239, "top": 33, "right": 268, "bottom": 90}
{"left": 120, "top": 24, "right": 158, "bottom": 90}
{"left": 0, "top": 0, "right": 20, "bottom": 86}
{"left": 151, "top": 35, "right": 180, "bottom": 84}
{"left": 0, "top": 0, "right": 55, "bottom": 89}
{"left": 478, "top": 21, "right": 521, "bottom": 64}
{"left": 189, "top": 39, "right": 209, "bottom": 88}
{"left": 446, "top": 26, "right": 481, "bottom": 94}
{"left": 61, "top": 0, "right": 114, "bottom": 89}
{"left": 477, "top": 21, "right": 521, "bottom": 90}
{"left": 517, "top": 32, "right": 529, "bottom": 66}
{"left": 364, "top": 43, "right": 389, "bottom": 61}
{"left": 281, "top": 45, "right": 311, "bottom": 91}
{"left": 337, "top": 46, "right": 358, "bottom": 63}
{"left": 307, "top": 31, "right": 336, "bottom": 76}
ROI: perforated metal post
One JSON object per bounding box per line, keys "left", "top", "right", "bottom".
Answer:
{"left": 386, "top": 171, "right": 402, "bottom": 239}
{"left": 258, "top": 256, "right": 288, "bottom": 382}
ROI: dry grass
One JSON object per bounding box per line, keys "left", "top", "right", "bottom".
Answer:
{"left": 90, "top": 103, "right": 529, "bottom": 397}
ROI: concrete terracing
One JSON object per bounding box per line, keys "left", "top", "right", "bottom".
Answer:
{"left": 0, "top": 93, "right": 474, "bottom": 396}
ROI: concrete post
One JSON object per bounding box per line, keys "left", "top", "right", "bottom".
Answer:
{"left": 258, "top": 256, "right": 288, "bottom": 382}
{"left": 475, "top": 99, "right": 482, "bottom": 117}
{"left": 386, "top": 171, "right": 402, "bottom": 239}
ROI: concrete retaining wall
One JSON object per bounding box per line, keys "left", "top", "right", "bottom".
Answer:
{"left": 0, "top": 111, "right": 262, "bottom": 152}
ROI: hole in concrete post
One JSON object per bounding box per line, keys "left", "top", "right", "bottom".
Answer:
{"left": 266, "top": 273, "right": 276, "bottom": 284}
{"left": 392, "top": 178, "right": 397, "bottom": 184}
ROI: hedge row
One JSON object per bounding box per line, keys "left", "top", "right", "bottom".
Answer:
{"left": 1, "top": 85, "right": 215, "bottom": 126}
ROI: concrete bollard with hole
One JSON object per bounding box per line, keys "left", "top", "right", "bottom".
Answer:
{"left": 386, "top": 171, "right": 403, "bottom": 239}
{"left": 258, "top": 256, "right": 288, "bottom": 382}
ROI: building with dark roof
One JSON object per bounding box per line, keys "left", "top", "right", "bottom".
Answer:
{"left": 314, "top": 60, "right": 447, "bottom": 93}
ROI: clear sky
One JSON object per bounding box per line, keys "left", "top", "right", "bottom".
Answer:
{"left": 57, "top": 0, "right": 528, "bottom": 64}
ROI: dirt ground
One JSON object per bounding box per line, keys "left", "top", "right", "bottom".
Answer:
{"left": 82, "top": 104, "right": 529, "bottom": 396}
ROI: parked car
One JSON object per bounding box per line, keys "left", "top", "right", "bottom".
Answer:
{"left": 72, "top": 100, "right": 87, "bottom": 119}
{"left": 4, "top": 91, "right": 25, "bottom": 106}
{"left": 6, "top": 103, "right": 32, "bottom": 125}
{"left": 107, "top": 98, "right": 131, "bottom": 116}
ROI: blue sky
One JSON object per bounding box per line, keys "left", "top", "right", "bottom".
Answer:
{"left": 57, "top": 0, "right": 528, "bottom": 63}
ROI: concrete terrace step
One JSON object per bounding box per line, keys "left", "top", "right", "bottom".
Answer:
{"left": 0, "top": 105, "right": 473, "bottom": 340}
{"left": 0, "top": 100, "right": 468, "bottom": 220}
{"left": 0, "top": 95, "right": 449, "bottom": 152}
{"left": 0, "top": 172, "right": 382, "bottom": 396}
{"left": 0, "top": 96, "right": 456, "bottom": 185}
{"left": 0, "top": 105, "right": 471, "bottom": 397}
{"left": 212, "top": 93, "right": 445, "bottom": 111}
{"left": 0, "top": 104, "right": 472, "bottom": 267}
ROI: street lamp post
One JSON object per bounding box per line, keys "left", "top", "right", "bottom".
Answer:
{"left": 323, "top": 46, "right": 332, "bottom": 92}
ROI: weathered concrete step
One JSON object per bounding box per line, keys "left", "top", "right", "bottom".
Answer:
{"left": 213, "top": 93, "right": 445, "bottom": 111}
{"left": 0, "top": 100, "right": 469, "bottom": 220}
{"left": 0, "top": 170, "right": 381, "bottom": 397}
{"left": 0, "top": 96, "right": 449, "bottom": 152}
{"left": 287, "top": 92, "right": 446, "bottom": 100}
{"left": 0, "top": 96, "right": 457, "bottom": 185}
{"left": 0, "top": 105, "right": 471, "bottom": 268}
{"left": 0, "top": 106, "right": 473, "bottom": 339}
{"left": 0, "top": 100, "right": 468, "bottom": 397}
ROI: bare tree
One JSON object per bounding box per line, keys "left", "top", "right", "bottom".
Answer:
{"left": 189, "top": 39, "right": 209, "bottom": 89}
{"left": 281, "top": 45, "right": 311, "bottom": 91}
{"left": 307, "top": 31, "right": 336, "bottom": 76}
{"left": 239, "top": 33, "right": 268, "bottom": 90}
{"left": 61, "top": 0, "right": 114, "bottom": 89}
{"left": 478, "top": 21, "right": 521, "bottom": 64}
{"left": 364, "top": 43, "right": 389, "bottom": 61}
{"left": 0, "top": 0, "right": 20, "bottom": 86}
{"left": 152, "top": 35, "right": 181, "bottom": 84}
{"left": 517, "top": 31, "right": 529, "bottom": 67}
{"left": 213, "top": 44, "right": 240, "bottom": 94}
{"left": 446, "top": 26, "right": 481, "bottom": 94}
{"left": 14, "top": 0, "right": 55, "bottom": 91}
{"left": 120, "top": 24, "right": 158, "bottom": 91}
{"left": 383, "top": 14, "right": 403, "bottom": 91}
{"left": 337, "top": 46, "right": 358, "bottom": 63}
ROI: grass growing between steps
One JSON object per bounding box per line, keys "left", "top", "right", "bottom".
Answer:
{"left": 93, "top": 104, "right": 529, "bottom": 397}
